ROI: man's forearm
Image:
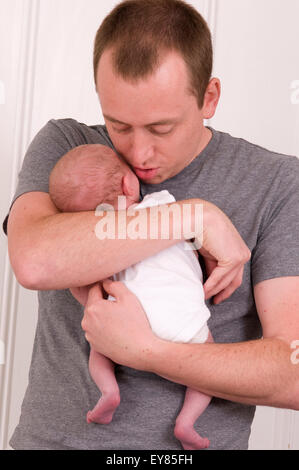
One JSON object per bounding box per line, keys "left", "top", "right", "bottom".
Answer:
{"left": 145, "top": 337, "right": 298, "bottom": 409}
{"left": 20, "top": 200, "right": 203, "bottom": 290}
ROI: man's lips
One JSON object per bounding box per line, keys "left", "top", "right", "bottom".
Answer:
{"left": 134, "top": 167, "right": 159, "bottom": 180}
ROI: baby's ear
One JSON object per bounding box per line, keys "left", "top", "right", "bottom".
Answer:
{"left": 122, "top": 173, "right": 133, "bottom": 197}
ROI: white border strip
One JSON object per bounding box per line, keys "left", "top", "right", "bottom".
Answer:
{"left": 201, "top": 0, "right": 219, "bottom": 128}
{"left": 201, "top": 0, "right": 219, "bottom": 58}
{"left": 0, "top": 0, "right": 40, "bottom": 450}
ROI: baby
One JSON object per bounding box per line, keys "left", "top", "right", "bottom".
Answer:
{"left": 49, "top": 144, "right": 213, "bottom": 450}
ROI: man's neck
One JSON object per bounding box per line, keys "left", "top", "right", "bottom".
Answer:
{"left": 197, "top": 126, "right": 213, "bottom": 157}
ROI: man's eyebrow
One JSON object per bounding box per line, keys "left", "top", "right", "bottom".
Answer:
{"left": 103, "top": 114, "right": 177, "bottom": 126}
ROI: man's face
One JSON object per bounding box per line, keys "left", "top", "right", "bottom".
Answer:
{"left": 96, "top": 49, "right": 214, "bottom": 184}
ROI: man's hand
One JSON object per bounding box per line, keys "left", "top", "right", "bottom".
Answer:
{"left": 199, "top": 202, "right": 251, "bottom": 305}
{"left": 81, "top": 280, "right": 158, "bottom": 370}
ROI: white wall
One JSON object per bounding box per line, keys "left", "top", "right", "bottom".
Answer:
{"left": 0, "top": 0, "right": 298, "bottom": 450}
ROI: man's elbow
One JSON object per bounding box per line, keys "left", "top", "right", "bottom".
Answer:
{"left": 289, "top": 378, "right": 299, "bottom": 411}
{"left": 285, "top": 392, "right": 299, "bottom": 412}
{"left": 9, "top": 245, "right": 48, "bottom": 290}
{"left": 11, "top": 257, "right": 43, "bottom": 290}
{"left": 274, "top": 371, "right": 299, "bottom": 411}
{"left": 285, "top": 344, "right": 299, "bottom": 411}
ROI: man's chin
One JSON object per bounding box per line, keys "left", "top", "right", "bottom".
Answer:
{"left": 139, "top": 172, "right": 167, "bottom": 185}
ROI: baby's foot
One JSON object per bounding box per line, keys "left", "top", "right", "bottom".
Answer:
{"left": 174, "top": 421, "right": 210, "bottom": 450}
{"left": 87, "top": 392, "right": 120, "bottom": 424}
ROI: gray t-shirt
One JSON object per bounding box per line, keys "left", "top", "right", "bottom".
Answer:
{"left": 3, "top": 119, "right": 299, "bottom": 450}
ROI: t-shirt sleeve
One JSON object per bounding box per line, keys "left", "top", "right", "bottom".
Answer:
{"left": 2, "top": 119, "right": 109, "bottom": 235}
{"left": 251, "top": 156, "right": 299, "bottom": 285}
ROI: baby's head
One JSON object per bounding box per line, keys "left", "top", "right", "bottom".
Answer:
{"left": 49, "top": 144, "right": 140, "bottom": 212}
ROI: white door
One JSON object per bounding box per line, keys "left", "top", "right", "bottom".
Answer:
{"left": 1, "top": 0, "right": 298, "bottom": 450}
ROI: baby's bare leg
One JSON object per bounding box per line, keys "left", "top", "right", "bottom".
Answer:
{"left": 174, "top": 331, "right": 213, "bottom": 450}
{"left": 87, "top": 349, "right": 120, "bottom": 424}
{"left": 174, "top": 388, "right": 211, "bottom": 450}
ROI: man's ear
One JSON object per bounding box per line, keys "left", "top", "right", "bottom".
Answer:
{"left": 202, "top": 78, "right": 221, "bottom": 120}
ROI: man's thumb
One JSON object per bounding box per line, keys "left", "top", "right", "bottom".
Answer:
{"left": 102, "top": 278, "right": 129, "bottom": 301}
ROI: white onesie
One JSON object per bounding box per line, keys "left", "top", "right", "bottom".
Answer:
{"left": 112, "top": 190, "right": 210, "bottom": 344}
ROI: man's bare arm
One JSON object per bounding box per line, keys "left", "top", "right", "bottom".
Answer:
{"left": 7, "top": 191, "right": 250, "bottom": 296}
{"left": 82, "top": 278, "right": 299, "bottom": 411}
{"left": 149, "top": 277, "right": 299, "bottom": 409}
{"left": 7, "top": 192, "right": 188, "bottom": 290}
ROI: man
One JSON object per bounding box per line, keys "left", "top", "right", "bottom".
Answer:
{"left": 4, "top": 0, "right": 299, "bottom": 450}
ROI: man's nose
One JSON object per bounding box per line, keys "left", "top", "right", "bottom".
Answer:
{"left": 128, "top": 130, "right": 154, "bottom": 168}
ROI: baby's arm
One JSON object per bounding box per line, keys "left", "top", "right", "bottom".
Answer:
{"left": 70, "top": 285, "right": 94, "bottom": 307}
{"left": 70, "top": 277, "right": 112, "bottom": 307}
{"left": 70, "top": 281, "right": 109, "bottom": 306}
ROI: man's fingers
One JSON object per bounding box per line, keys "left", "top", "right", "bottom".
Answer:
{"left": 82, "top": 284, "right": 104, "bottom": 340}
{"left": 203, "top": 266, "right": 243, "bottom": 301}
{"left": 212, "top": 282, "right": 239, "bottom": 305}
{"left": 102, "top": 278, "right": 131, "bottom": 301}
{"left": 203, "top": 258, "right": 217, "bottom": 277}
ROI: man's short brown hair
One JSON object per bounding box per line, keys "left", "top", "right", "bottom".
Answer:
{"left": 93, "top": 0, "right": 213, "bottom": 108}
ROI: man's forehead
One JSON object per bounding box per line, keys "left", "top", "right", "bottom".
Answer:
{"left": 97, "top": 49, "right": 194, "bottom": 125}
{"left": 96, "top": 48, "right": 191, "bottom": 93}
